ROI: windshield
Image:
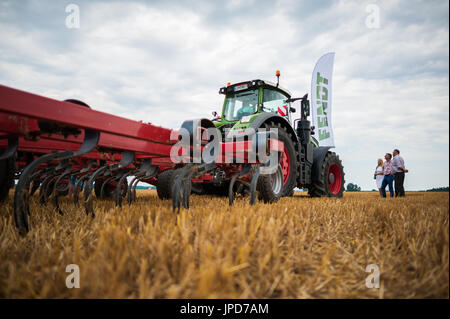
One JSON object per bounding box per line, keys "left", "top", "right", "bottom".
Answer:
{"left": 223, "top": 89, "right": 258, "bottom": 121}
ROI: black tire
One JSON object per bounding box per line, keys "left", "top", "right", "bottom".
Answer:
{"left": 156, "top": 169, "right": 180, "bottom": 199}
{"left": 202, "top": 182, "right": 230, "bottom": 197}
{"left": 256, "top": 121, "right": 298, "bottom": 202}
{"left": 191, "top": 183, "right": 206, "bottom": 195}
{"left": 308, "top": 151, "right": 345, "bottom": 198}
{"left": 208, "top": 182, "right": 230, "bottom": 197}
{"left": 0, "top": 157, "right": 15, "bottom": 202}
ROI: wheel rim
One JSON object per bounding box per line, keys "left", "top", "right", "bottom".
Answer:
{"left": 328, "top": 163, "right": 342, "bottom": 195}
{"left": 270, "top": 164, "right": 283, "bottom": 195}
{"left": 280, "top": 145, "right": 290, "bottom": 185}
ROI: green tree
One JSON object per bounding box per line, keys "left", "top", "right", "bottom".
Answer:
{"left": 346, "top": 183, "right": 361, "bottom": 192}
{"left": 426, "top": 187, "right": 449, "bottom": 192}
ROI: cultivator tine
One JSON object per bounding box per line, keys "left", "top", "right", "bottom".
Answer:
{"left": 118, "top": 151, "right": 135, "bottom": 168}
{"left": 249, "top": 169, "right": 261, "bottom": 205}
{"left": 42, "top": 160, "right": 70, "bottom": 204}
{"left": 119, "top": 159, "right": 156, "bottom": 205}
{"left": 38, "top": 174, "right": 52, "bottom": 204}
{"left": 13, "top": 129, "right": 100, "bottom": 235}
{"left": 0, "top": 136, "right": 18, "bottom": 160}
{"left": 183, "top": 169, "right": 198, "bottom": 209}
{"left": 52, "top": 166, "right": 73, "bottom": 215}
{"left": 172, "top": 162, "right": 217, "bottom": 213}
{"left": 114, "top": 151, "right": 137, "bottom": 206}
{"left": 74, "top": 174, "right": 90, "bottom": 205}
{"left": 73, "top": 161, "right": 96, "bottom": 205}
{"left": 228, "top": 164, "right": 251, "bottom": 206}
{"left": 29, "top": 170, "right": 44, "bottom": 196}
{"left": 44, "top": 175, "right": 60, "bottom": 202}
{"left": 81, "top": 160, "right": 96, "bottom": 174}
{"left": 14, "top": 151, "right": 74, "bottom": 235}
{"left": 83, "top": 151, "right": 134, "bottom": 216}
{"left": 115, "top": 171, "right": 133, "bottom": 207}
{"left": 131, "top": 178, "right": 140, "bottom": 202}
{"left": 127, "top": 176, "right": 139, "bottom": 204}
{"left": 83, "top": 165, "right": 109, "bottom": 216}
{"left": 172, "top": 164, "right": 194, "bottom": 213}
{"left": 101, "top": 175, "right": 117, "bottom": 200}
{"left": 49, "top": 161, "right": 71, "bottom": 195}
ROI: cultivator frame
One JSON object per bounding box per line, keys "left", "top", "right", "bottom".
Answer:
{"left": 0, "top": 84, "right": 282, "bottom": 234}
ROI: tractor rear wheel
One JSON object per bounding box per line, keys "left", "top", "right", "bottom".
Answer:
{"left": 257, "top": 122, "right": 298, "bottom": 202}
{"left": 308, "top": 151, "right": 345, "bottom": 197}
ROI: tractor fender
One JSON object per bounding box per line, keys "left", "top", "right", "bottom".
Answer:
{"left": 311, "top": 146, "right": 331, "bottom": 181}
{"left": 178, "top": 118, "right": 220, "bottom": 145}
{"left": 177, "top": 118, "right": 221, "bottom": 163}
{"left": 248, "top": 112, "right": 299, "bottom": 149}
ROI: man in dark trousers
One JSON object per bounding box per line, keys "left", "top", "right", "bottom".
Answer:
{"left": 392, "top": 149, "right": 408, "bottom": 197}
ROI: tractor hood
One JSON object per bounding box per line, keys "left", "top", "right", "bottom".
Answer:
{"left": 224, "top": 115, "right": 257, "bottom": 140}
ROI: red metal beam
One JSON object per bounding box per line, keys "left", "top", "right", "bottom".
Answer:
{"left": 0, "top": 84, "right": 175, "bottom": 144}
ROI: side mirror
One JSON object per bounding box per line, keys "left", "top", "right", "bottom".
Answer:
{"left": 301, "top": 99, "right": 310, "bottom": 117}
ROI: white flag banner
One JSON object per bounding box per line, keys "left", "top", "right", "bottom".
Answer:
{"left": 311, "top": 52, "right": 335, "bottom": 147}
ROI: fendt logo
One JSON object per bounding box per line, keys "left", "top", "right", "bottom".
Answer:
{"left": 316, "top": 72, "right": 331, "bottom": 142}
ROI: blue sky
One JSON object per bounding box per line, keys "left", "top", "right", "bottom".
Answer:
{"left": 0, "top": 0, "right": 448, "bottom": 190}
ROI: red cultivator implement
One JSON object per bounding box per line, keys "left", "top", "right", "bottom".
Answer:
{"left": 0, "top": 85, "right": 282, "bottom": 234}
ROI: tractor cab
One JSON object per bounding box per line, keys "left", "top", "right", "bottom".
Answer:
{"left": 215, "top": 78, "right": 293, "bottom": 136}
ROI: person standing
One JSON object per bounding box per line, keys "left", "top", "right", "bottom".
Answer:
{"left": 392, "top": 149, "right": 408, "bottom": 197}
{"left": 380, "top": 153, "right": 394, "bottom": 198}
{"left": 374, "top": 158, "right": 384, "bottom": 197}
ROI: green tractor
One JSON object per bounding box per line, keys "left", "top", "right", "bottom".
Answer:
{"left": 157, "top": 71, "right": 345, "bottom": 203}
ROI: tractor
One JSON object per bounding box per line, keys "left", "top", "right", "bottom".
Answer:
{"left": 157, "top": 71, "right": 345, "bottom": 203}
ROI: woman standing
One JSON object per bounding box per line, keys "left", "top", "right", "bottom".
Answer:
{"left": 374, "top": 158, "right": 384, "bottom": 197}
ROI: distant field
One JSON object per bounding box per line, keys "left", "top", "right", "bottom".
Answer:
{"left": 0, "top": 191, "right": 448, "bottom": 298}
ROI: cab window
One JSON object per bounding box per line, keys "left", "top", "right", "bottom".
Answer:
{"left": 223, "top": 89, "right": 258, "bottom": 121}
{"left": 262, "top": 88, "right": 289, "bottom": 117}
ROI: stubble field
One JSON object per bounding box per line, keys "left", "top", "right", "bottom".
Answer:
{"left": 0, "top": 190, "right": 448, "bottom": 298}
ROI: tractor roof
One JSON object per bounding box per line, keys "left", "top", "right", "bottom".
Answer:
{"left": 219, "top": 79, "right": 292, "bottom": 97}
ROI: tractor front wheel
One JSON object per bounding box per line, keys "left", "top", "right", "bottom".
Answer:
{"left": 308, "top": 151, "right": 345, "bottom": 197}
{"left": 256, "top": 122, "right": 298, "bottom": 202}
